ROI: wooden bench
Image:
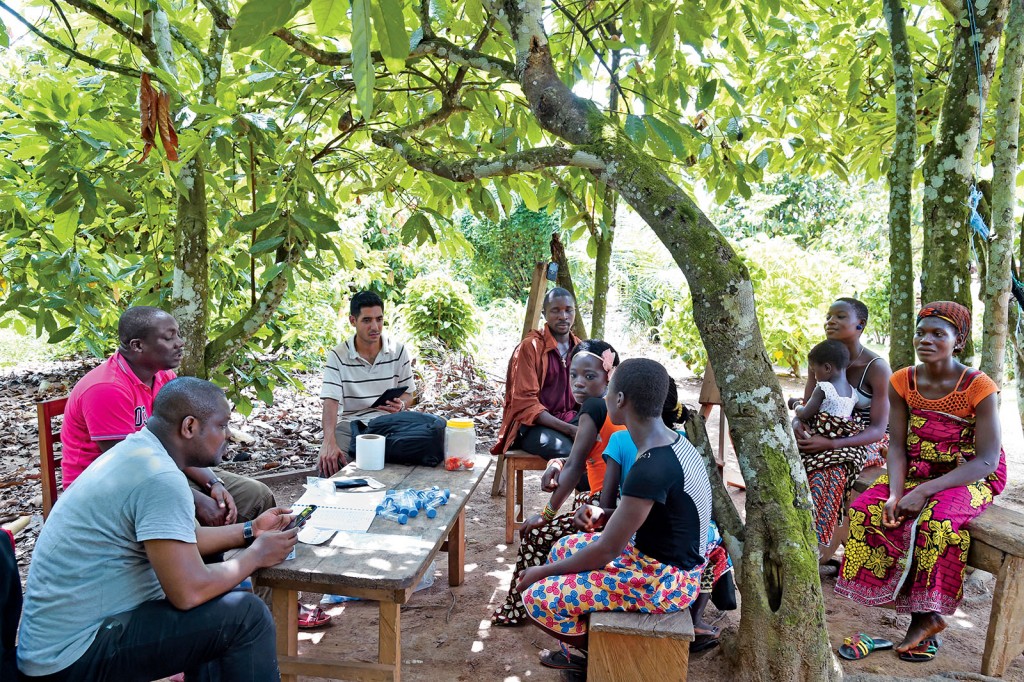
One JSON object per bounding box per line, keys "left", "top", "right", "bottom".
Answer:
{"left": 37, "top": 397, "right": 68, "bottom": 520}
{"left": 589, "top": 609, "right": 694, "bottom": 681}
{"left": 854, "top": 467, "right": 1024, "bottom": 676}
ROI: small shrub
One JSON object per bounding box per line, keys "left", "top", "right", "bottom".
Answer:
{"left": 399, "top": 273, "right": 480, "bottom": 353}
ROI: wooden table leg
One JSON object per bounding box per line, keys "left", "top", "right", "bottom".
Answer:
{"left": 379, "top": 600, "right": 402, "bottom": 681}
{"left": 271, "top": 588, "right": 299, "bottom": 682}
{"left": 448, "top": 508, "right": 466, "bottom": 586}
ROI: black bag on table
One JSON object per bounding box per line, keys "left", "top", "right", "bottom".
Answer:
{"left": 350, "top": 411, "right": 446, "bottom": 467}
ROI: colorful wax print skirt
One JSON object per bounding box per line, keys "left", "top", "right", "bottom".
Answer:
{"left": 835, "top": 409, "right": 1006, "bottom": 615}
{"left": 522, "top": 532, "right": 702, "bottom": 636}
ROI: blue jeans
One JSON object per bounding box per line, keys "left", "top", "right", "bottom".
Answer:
{"left": 20, "top": 591, "right": 278, "bottom": 682}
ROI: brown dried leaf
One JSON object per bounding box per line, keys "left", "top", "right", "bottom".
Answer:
{"left": 155, "top": 90, "right": 179, "bottom": 162}
{"left": 139, "top": 73, "right": 157, "bottom": 162}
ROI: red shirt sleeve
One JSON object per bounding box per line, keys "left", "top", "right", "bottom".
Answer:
{"left": 78, "top": 382, "right": 140, "bottom": 442}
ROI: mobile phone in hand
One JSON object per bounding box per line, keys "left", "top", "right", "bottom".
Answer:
{"left": 285, "top": 505, "right": 317, "bottom": 531}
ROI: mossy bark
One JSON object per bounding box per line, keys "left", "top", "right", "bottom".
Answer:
{"left": 171, "top": 156, "right": 210, "bottom": 379}
{"left": 591, "top": 218, "right": 613, "bottom": 339}
{"left": 883, "top": 0, "right": 918, "bottom": 371}
{"left": 920, "top": 0, "right": 1008, "bottom": 363}
{"left": 980, "top": 0, "right": 1024, "bottom": 386}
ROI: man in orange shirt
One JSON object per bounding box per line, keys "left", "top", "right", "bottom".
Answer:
{"left": 492, "top": 288, "right": 582, "bottom": 460}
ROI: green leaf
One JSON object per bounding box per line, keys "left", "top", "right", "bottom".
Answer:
{"left": 52, "top": 209, "right": 77, "bottom": 247}
{"left": 697, "top": 79, "right": 718, "bottom": 111}
{"left": 649, "top": 8, "right": 675, "bottom": 55}
{"left": 371, "top": 0, "right": 409, "bottom": 74}
{"left": 47, "top": 326, "right": 76, "bottom": 344}
{"left": 100, "top": 173, "right": 137, "bottom": 212}
{"left": 250, "top": 235, "right": 285, "bottom": 254}
{"left": 230, "top": 0, "right": 310, "bottom": 50}
{"left": 846, "top": 59, "right": 863, "bottom": 103}
{"left": 625, "top": 114, "right": 647, "bottom": 145}
{"left": 351, "top": 0, "right": 375, "bottom": 120}
{"left": 401, "top": 212, "right": 433, "bottom": 243}
{"left": 646, "top": 117, "right": 686, "bottom": 158}
{"left": 723, "top": 80, "right": 746, "bottom": 106}
{"left": 0, "top": 20, "right": 8, "bottom": 49}
{"left": 310, "top": 0, "right": 346, "bottom": 33}
{"left": 239, "top": 112, "right": 280, "bottom": 132}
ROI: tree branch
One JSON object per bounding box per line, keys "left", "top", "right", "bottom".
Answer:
{"left": 550, "top": 0, "right": 627, "bottom": 106}
{"left": 204, "top": 241, "right": 302, "bottom": 369}
{"left": 0, "top": 0, "right": 144, "bottom": 79}
{"left": 418, "top": 0, "right": 433, "bottom": 38}
{"left": 60, "top": 0, "right": 159, "bottom": 64}
{"left": 394, "top": 101, "right": 470, "bottom": 138}
{"left": 543, "top": 171, "right": 600, "bottom": 240}
{"left": 169, "top": 24, "right": 210, "bottom": 72}
{"left": 939, "top": 0, "right": 963, "bottom": 16}
{"left": 372, "top": 132, "right": 604, "bottom": 180}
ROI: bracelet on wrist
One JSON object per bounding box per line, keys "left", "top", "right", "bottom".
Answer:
{"left": 242, "top": 520, "right": 255, "bottom": 545}
{"left": 542, "top": 504, "right": 557, "bottom": 521}
{"left": 206, "top": 477, "right": 225, "bottom": 491}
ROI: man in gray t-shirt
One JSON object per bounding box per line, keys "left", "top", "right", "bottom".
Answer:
{"left": 18, "top": 378, "right": 299, "bottom": 681}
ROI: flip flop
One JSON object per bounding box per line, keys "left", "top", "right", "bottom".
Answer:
{"left": 838, "top": 633, "right": 894, "bottom": 660}
{"left": 899, "top": 637, "right": 940, "bottom": 663}
{"left": 539, "top": 645, "right": 586, "bottom": 671}
{"left": 690, "top": 634, "right": 720, "bottom": 653}
{"left": 297, "top": 605, "right": 332, "bottom": 629}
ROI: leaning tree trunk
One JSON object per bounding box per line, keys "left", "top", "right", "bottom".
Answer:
{"left": 980, "top": 0, "right": 1024, "bottom": 386}
{"left": 920, "top": 0, "right": 1009, "bottom": 362}
{"left": 549, "top": 233, "right": 589, "bottom": 339}
{"left": 375, "top": 2, "right": 836, "bottom": 673}
{"left": 883, "top": 0, "right": 918, "bottom": 371}
{"left": 494, "top": 3, "right": 836, "bottom": 679}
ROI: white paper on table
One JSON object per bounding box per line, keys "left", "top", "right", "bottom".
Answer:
{"left": 290, "top": 490, "right": 387, "bottom": 533}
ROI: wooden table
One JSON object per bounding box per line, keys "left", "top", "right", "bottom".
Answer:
{"left": 254, "top": 455, "right": 490, "bottom": 682}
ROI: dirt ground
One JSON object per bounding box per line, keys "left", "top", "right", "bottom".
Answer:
{"left": 256, "top": 376, "right": 1024, "bottom": 682}
{"left": 3, "top": 358, "right": 1024, "bottom": 681}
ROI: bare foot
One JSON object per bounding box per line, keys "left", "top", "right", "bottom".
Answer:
{"left": 694, "top": 623, "right": 720, "bottom": 637}
{"left": 895, "top": 612, "right": 946, "bottom": 652}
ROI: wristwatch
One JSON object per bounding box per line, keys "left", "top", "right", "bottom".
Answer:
{"left": 206, "top": 477, "right": 225, "bottom": 491}
{"left": 243, "top": 521, "right": 255, "bottom": 545}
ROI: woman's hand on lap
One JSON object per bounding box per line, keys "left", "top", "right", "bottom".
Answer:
{"left": 894, "top": 488, "right": 927, "bottom": 522}
{"left": 519, "top": 513, "right": 548, "bottom": 540}
{"left": 796, "top": 433, "right": 832, "bottom": 454}
{"left": 516, "top": 566, "right": 547, "bottom": 593}
{"left": 882, "top": 495, "right": 902, "bottom": 527}
{"left": 572, "top": 504, "right": 604, "bottom": 532}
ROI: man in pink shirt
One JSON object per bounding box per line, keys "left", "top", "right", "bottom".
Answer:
{"left": 60, "top": 307, "right": 274, "bottom": 525}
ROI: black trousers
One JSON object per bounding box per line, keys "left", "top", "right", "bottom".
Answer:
{"left": 20, "top": 591, "right": 278, "bottom": 682}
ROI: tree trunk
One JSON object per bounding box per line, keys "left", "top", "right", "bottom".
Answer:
{"left": 171, "top": 156, "right": 210, "bottom": 378}
{"left": 591, "top": 210, "right": 613, "bottom": 339}
{"left": 920, "top": 0, "right": 1009, "bottom": 363}
{"left": 549, "top": 233, "right": 589, "bottom": 340}
{"left": 980, "top": 0, "right": 1024, "bottom": 386}
{"left": 495, "top": 3, "right": 837, "bottom": 678}
{"left": 883, "top": 0, "right": 918, "bottom": 371}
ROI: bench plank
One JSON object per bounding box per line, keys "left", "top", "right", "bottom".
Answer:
{"left": 590, "top": 610, "right": 695, "bottom": 641}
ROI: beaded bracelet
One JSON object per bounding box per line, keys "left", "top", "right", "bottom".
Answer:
{"left": 542, "top": 503, "right": 557, "bottom": 521}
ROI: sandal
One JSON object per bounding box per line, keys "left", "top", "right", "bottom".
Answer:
{"left": 539, "top": 644, "right": 586, "bottom": 671}
{"left": 297, "top": 605, "right": 332, "bottom": 629}
{"left": 837, "top": 633, "right": 894, "bottom": 660}
{"left": 899, "top": 637, "right": 939, "bottom": 663}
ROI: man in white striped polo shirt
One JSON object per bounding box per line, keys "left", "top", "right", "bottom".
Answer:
{"left": 318, "top": 291, "right": 415, "bottom": 476}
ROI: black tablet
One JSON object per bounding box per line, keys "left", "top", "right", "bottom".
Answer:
{"left": 370, "top": 386, "right": 408, "bottom": 408}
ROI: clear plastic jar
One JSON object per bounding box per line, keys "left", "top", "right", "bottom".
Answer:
{"left": 444, "top": 418, "right": 476, "bottom": 470}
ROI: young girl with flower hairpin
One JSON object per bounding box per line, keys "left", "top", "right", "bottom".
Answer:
{"left": 491, "top": 340, "right": 622, "bottom": 627}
